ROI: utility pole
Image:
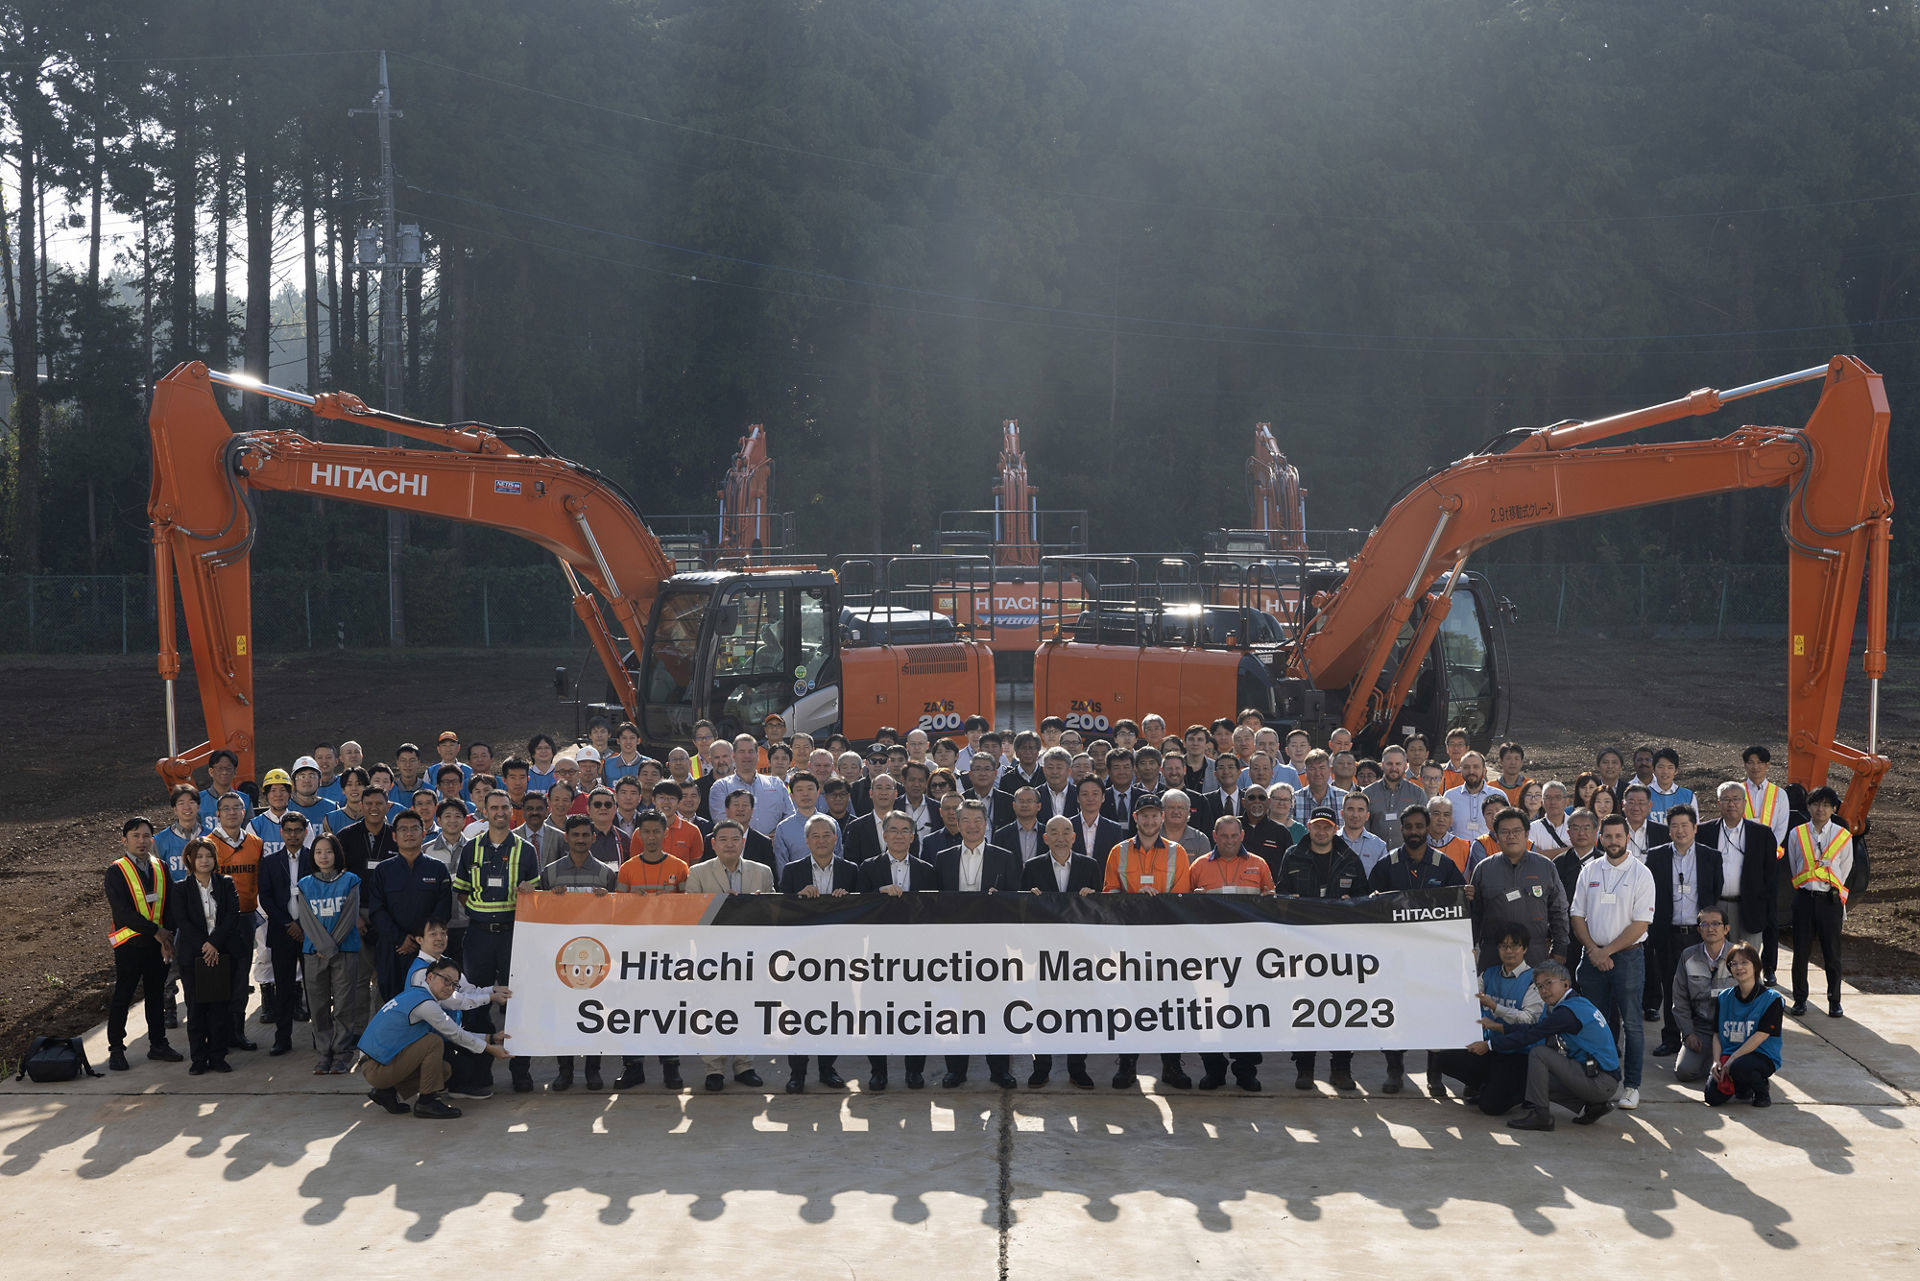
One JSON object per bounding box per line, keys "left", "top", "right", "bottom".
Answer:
{"left": 350, "top": 51, "right": 422, "bottom": 648}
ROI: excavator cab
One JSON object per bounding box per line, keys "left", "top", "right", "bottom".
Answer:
{"left": 637, "top": 571, "right": 842, "bottom": 745}
{"left": 1363, "top": 572, "right": 1506, "bottom": 753}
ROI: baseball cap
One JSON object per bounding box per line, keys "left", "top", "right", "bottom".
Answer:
{"left": 1133, "top": 793, "right": 1163, "bottom": 811}
{"left": 763, "top": 712, "right": 787, "bottom": 725}
{"left": 292, "top": 755, "right": 320, "bottom": 776}
{"left": 1308, "top": 805, "right": 1339, "bottom": 824}
{"left": 438, "top": 730, "right": 460, "bottom": 743}
{"left": 574, "top": 746, "right": 602, "bottom": 763}
{"left": 261, "top": 768, "right": 293, "bottom": 789}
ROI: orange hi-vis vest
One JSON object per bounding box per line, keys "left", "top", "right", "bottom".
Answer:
{"left": 1790, "top": 825, "right": 1852, "bottom": 904}
{"left": 109, "top": 854, "right": 168, "bottom": 948}
{"left": 1746, "top": 781, "right": 1785, "bottom": 852}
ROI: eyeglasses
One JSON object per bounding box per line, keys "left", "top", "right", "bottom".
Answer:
{"left": 590, "top": 801, "right": 614, "bottom": 810}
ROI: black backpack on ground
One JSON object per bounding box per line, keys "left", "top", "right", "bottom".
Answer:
{"left": 14, "top": 1035, "right": 103, "bottom": 1083}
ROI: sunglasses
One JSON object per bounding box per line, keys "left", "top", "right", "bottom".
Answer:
{"left": 590, "top": 801, "right": 614, "bottom": 810}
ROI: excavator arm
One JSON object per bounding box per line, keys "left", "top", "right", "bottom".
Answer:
{"left": 148, "top": 362, "right": 675, "bottom": 788}
{"left": 718, "top": 424, "right": 773, "bottom": 555}
{"left": 1299, "top": 356, "right": 1892, "bottom": 831}
{"left": 1248, "top": 423, "right": 1308, "bottom": 554}
{"left": 994, "top": 419, "right": 1039, "bottom": 568}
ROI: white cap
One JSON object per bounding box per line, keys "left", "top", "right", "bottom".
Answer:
{"left": 292, "top": 755, "right": 321, "bottom": 775}
{"left": 574, "top": 746, "right": 602, "bottom": 763}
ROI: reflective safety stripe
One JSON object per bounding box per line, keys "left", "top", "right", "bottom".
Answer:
{"left": 1789, "top": 825, "right": 1851, "bottom": 905}
{"left": 108, "top": 855, "right": 168, "bottom": 948}
{"left": 1746, "top": 781, "right": 1784, "bottom": 854}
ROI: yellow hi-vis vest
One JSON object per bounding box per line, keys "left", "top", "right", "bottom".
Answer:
{"left": 109, "top": 855, "right": 168, "bottom": 947}
{"left": 1746, "top": 781, "right": 1785, "bottom": 853}
{"left": 1789, "top": 824, "right": 1851, "bottom": 904}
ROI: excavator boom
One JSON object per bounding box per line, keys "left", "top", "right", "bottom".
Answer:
{"left": 719, "top": 425, "right": 774, "bottom": 554}
{"left": 1301, "top": 356, "right": 1892, "bottom": 829}
{"left": 994, "top": 419, "right": 1039, "bottom": 568}
{"left": 148, "top": 362, "right": 674, "bottom": 787}
{"left": 1248, "top": 423, "right": 1308, "bottom": 554}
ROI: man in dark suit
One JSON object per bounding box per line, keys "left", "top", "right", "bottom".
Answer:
{"left": 921, "top": 793, "right": 966, "bottom": 863}
{"left": 994, "top": 787, "right": 1047, "bottom": 863}
{"left": 1021, "top": 816, "right": 1101, "bottom": 1088}
{"left": 995, "top": 731, "right": 1046, "bottom": 797}
{"left": 1033, "top": 747, "right": 1077, "bottom": 822}
{"left": 858, "top": 812, "right": 939, "bottom": 894}
{"left": 845, "top": 773, "right": 920, "bottom": 865}
{"left": 1103, "top": 749, "right": 1144, "bottom": 830}
{"left": 1197, "top": 753, "right": 1244, "bottom": 834}
{"left": 708, "top": 789, "right": 776, "bottom": 870}
{"left": 934, "top": 801, "right": 1018, "bottom": 1089}
{"left": 1071, "top": 776, "right": 1128, "bottom": 876}
{"left": 1646, "top": 804, "right": 1723, "bottom": 1056}
{"left": 257, "top": 812, "right": 312, "bottom": 1054}
{"left": 961, "top": 753, "right": 1015, "bottom": 829}
{"left": 1699, "top": 782, "right": 1780, "bottom": 952}
{"left": 777, "top": 815, "right": 858, "bottom": 1094}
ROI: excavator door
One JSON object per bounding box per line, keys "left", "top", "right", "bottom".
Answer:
{"left": 1378, "top": 572, "right": 1505, "bottom": 752}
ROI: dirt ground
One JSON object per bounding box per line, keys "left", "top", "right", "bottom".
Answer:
{"left": 2, "top": 636, "right": 1913, "bottom": 1062}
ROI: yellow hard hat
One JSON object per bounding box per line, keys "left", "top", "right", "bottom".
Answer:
{"left": 261, "top": 768, "right": 294, "bottom": 789}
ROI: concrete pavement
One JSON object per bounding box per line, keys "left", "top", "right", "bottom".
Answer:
{"left": 4, "top": 984, "right": 1915, "bottom": 1276}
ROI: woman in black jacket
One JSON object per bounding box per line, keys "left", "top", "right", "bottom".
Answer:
{"left": 169, "top": 837, "right": 245, "bottom": 1074}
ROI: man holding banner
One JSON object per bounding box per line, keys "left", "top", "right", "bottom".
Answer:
{"left": 1103, "top": 794, "right": 1195, "bottom": 1090}
{"left": 936, "top": 800, "right": 1019, "bottom": 1090}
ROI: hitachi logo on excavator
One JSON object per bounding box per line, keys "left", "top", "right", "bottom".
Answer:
{"left": 309, "top": 463, "right": 429, "bottom": 497}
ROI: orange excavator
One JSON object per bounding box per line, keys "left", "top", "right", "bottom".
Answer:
{"left": 718, "top": 423, "right": 777, "bottom": 557}
{"left": 147, "top": 363, "right": 994, "bottom": 787}
{"left": 1034, "top": 356, "right": 1893, "bottom": 830}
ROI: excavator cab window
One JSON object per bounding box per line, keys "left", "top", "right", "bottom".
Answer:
{"left": 641, "top": 589, "right": 710, "bottom": 741}
{"left": 710, "top": 583, "right": 794, "bottom": 736}
{"left": 1439, "top": 579, "right": 1500, "bottom": 744}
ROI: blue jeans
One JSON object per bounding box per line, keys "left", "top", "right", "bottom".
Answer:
{"left": 1577, "top": 944, "right": 1646, "bottom": 1089}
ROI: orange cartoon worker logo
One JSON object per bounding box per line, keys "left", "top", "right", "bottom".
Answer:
{"left": 555, "top": 936, "right": 612, "bottom": 990}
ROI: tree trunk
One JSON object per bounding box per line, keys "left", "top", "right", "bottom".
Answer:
{"left": 140, "top": 202, "right": 154, "bottom": 401}
{"left": 10, "top": 131, "right": 43, "bottom": 572}
{"left": 212, "top": 143, "right": 231, "bottom": 384}
{"left": 87, "top": 125, "right": 103, "bottom": 294}
{"left": 406, "top": 244, "right": 423, "bottom": 406}
{"left": 168, "top": 73, "right": 196, "bottom": 366}
{"left": 242, "top": 139, "right": 272, "bottom": 431}
{"left": 324, "top": 191, "right": 340, "bottom": 381}
{"left": 336, "top": 183, "right": 354, "bottom": 374}
{"left": 304, "top": 177, "right": 326, "bottom": 570}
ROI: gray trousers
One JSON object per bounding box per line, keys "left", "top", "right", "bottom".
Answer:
{"left": 1718, "top": 898, "right": 1763, "bottom": 951}
{"left": 303, "top": 950, "right": 364, "bottom": 1057}
{"left": 1675, "top": 1042, "right": 1712, "bottom": 1082}
{"left": 702, "top": 1055, "right": 755, "bottom": 1076}
{"left": 1524, "top": 1045, "right": 1620, "bottom": 1114}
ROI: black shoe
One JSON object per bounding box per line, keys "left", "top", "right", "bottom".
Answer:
{"left": 1788, "top": 1002, "right": 1809, "bottom": 1016}
{"left": 147, "top": 1043, "right": 183, "bottom": 1063}
{"left": 585, "top": 1068, "right": 605, "bottom": 1091}
{"left": 552, "top": 1067, "right": 574, "bottom": 1093}
{"left": 1828, "top": 1003, "right": 1845, "bottom": 1019}
{"left": 990, "top": 1072, "right": 1018, "bottom": 1089}
{"left": 1641, "top": 1007, "right": 1661, "bottom": 1022}
{"left": 511, "top": 1070, "right": 535, "bottom": 1094}
{"left": 258, "top": 984, "right": 277, "bottom": 1024}
{"left": 942, "top": 1072, "right": 966, "bottom": 1089}
{"left": 905, "top": 1072, "right": 926, "bottom": 1089}
{"left": 817, "top": 1068, "right": 846, "bottom": 1089}
{"left": 1751, "top": 1089, "right": 1773, "bottom": 1108}
{"left": 1160, "top": 1068, "right": 1194, "bottom": 1090}
{"left": 164, "top": 998, "right": 180, "bottom": 1030}
{"left": 1111, "top": 1068, "right": 1137, "bottom": 1089}
{"left": 413, "top": 1093, "right": 463, "bottom": 1119}
{"left": 1573, "top": 1101, "right": 1614, "bottom": 1126}
{"left": 1198, "top": 1071, "right": 1227, "bottom": 1090}
{"left": 662, "top": 1065, "right": 686, "bottom": 1090}
{"left": 786, "top": 1075, "right": 806, "bottom": 1094}
{"left": 1068, "top": 1068, "right": 1096, "bottom": 1090}
{"left": 1427, "top": 1074, "right": 1448, "bottom": 1099}
{"left": 867, "top": 1072, "right": 888, "bottom": 1092}
{"left": 188, "top": 1063, "right": 208, "bottom": 1076}
{"left": 1507, "top": 1111, "right": 1555, "bottom": 1131}
{"left": 706, "top": 1074, "right": 726, "bottom": 1093}
{"left": 211, "top": 1060, "right": 233, "bottom": 1073}
{"left": 1295, "top": 1068, "right": 1314, "bottom": 1090}
{"left": 1027, "top": 1069, "right": 1051, "bottom": 1088}
{"left": 734, "top": 1069, "right": 764, "bottom": 1088}
{"left": 108, "top": 1050, "right": 130, "bottom": 1072}
{"left": 1463, "top": 1087, "right": 1481, "bottom": 1105}
{"left": 1330, "top": 1069, "right": 1358, "bottom": 1091}
{"left": 612, "top": 1067, "right": 646, "bottom": 1091}
{"left": 448, "top": 1085, "right": 494, "bottom": 1100}
{"left": 232, "top": 1037, "right": 259, "bottom": 1053}
{"left": 1236, "top": 1075, "right": 1263, "bottom": 1093}
{"left": 368, "top": 1086, "right": 411, "bottom": 1115}
{"left": 1381, "top": 1072, "right": 1403, "bottom": 1095}
{"left": 1652, "top": 1039, "right": 1681, "bottom": 1057}
{"left": 270, "top": 1043, "right": 292, "bottom": 1057}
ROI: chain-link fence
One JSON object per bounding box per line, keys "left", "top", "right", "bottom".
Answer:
{"left": 1473, "top": 561, "right": 1920, "bottom": 640}
{"left": 3, "top": 561, "right": 1917, "bottom": 654}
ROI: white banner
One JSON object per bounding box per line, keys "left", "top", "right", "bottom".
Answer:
{"left": 504, "top": 891, "right": 1480, "bottom": 1056}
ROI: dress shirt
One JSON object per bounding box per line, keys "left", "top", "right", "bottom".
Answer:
{"left": 1569, "top": 854, "right": 1656, "bottom": 948}
{"left": 1048, "top": 856, "right": 1074, "bottom": 891}
{"left": 1670, "top": 843, "right": 1700, "bottom": 924}
{"left": 1627, "top": 822, "right": 1657, "bottom": 861}
{"left": 1443, "top": 784, "right": 1491, "bottom": 840}
{"left": 1342, "top": 828, "right": 1388, "bottom": 875}
{"left": 889, "top": 854, "right": 914, "bottom": 891}
{"left": 707, "top": 772, "right": 798, "bottom": 833}
{"left": 810, "top": 859, "right": 839, "bottom": 895}
{"left": 1716, "top": 823, "right": 1746, "bottom": 894}
{"left": 1294, "top": 784, "right": 1348, "bottom": 825}
{"left": 1007, "top": 824, "right": 1042, "bottom": 861}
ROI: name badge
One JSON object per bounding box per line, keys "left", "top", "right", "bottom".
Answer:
{"left": 566, "top": 886, "right": 596, "bottom": 894}
{"left": 1216, "top": 885, "right": 1257, "bottom": 895}
{"left": 1599, "top": 893, "right": 1617, "bottom": 905}
{"left": 1140, "top": 875, "right": 1156, "bottom": 887}
{"left": 145, "top": 892, "right": 159, "bottom": 904}
{"left": 1385, "top": 812, "right": 1399, "bottom": 823}
{"left": 486, "top": 876, "right": 505, "bottom": 889}
{"left": 1505, "top": 889, "right": 1522, "bottom": 902}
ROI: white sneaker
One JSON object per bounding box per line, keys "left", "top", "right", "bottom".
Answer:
{"left": 1617, "top": 1087, "right": 1640, "bottom": 1110}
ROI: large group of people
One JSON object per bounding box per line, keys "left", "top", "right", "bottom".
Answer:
{"left": 104, "top": 709, "right": 1854, "bottom": 1132}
